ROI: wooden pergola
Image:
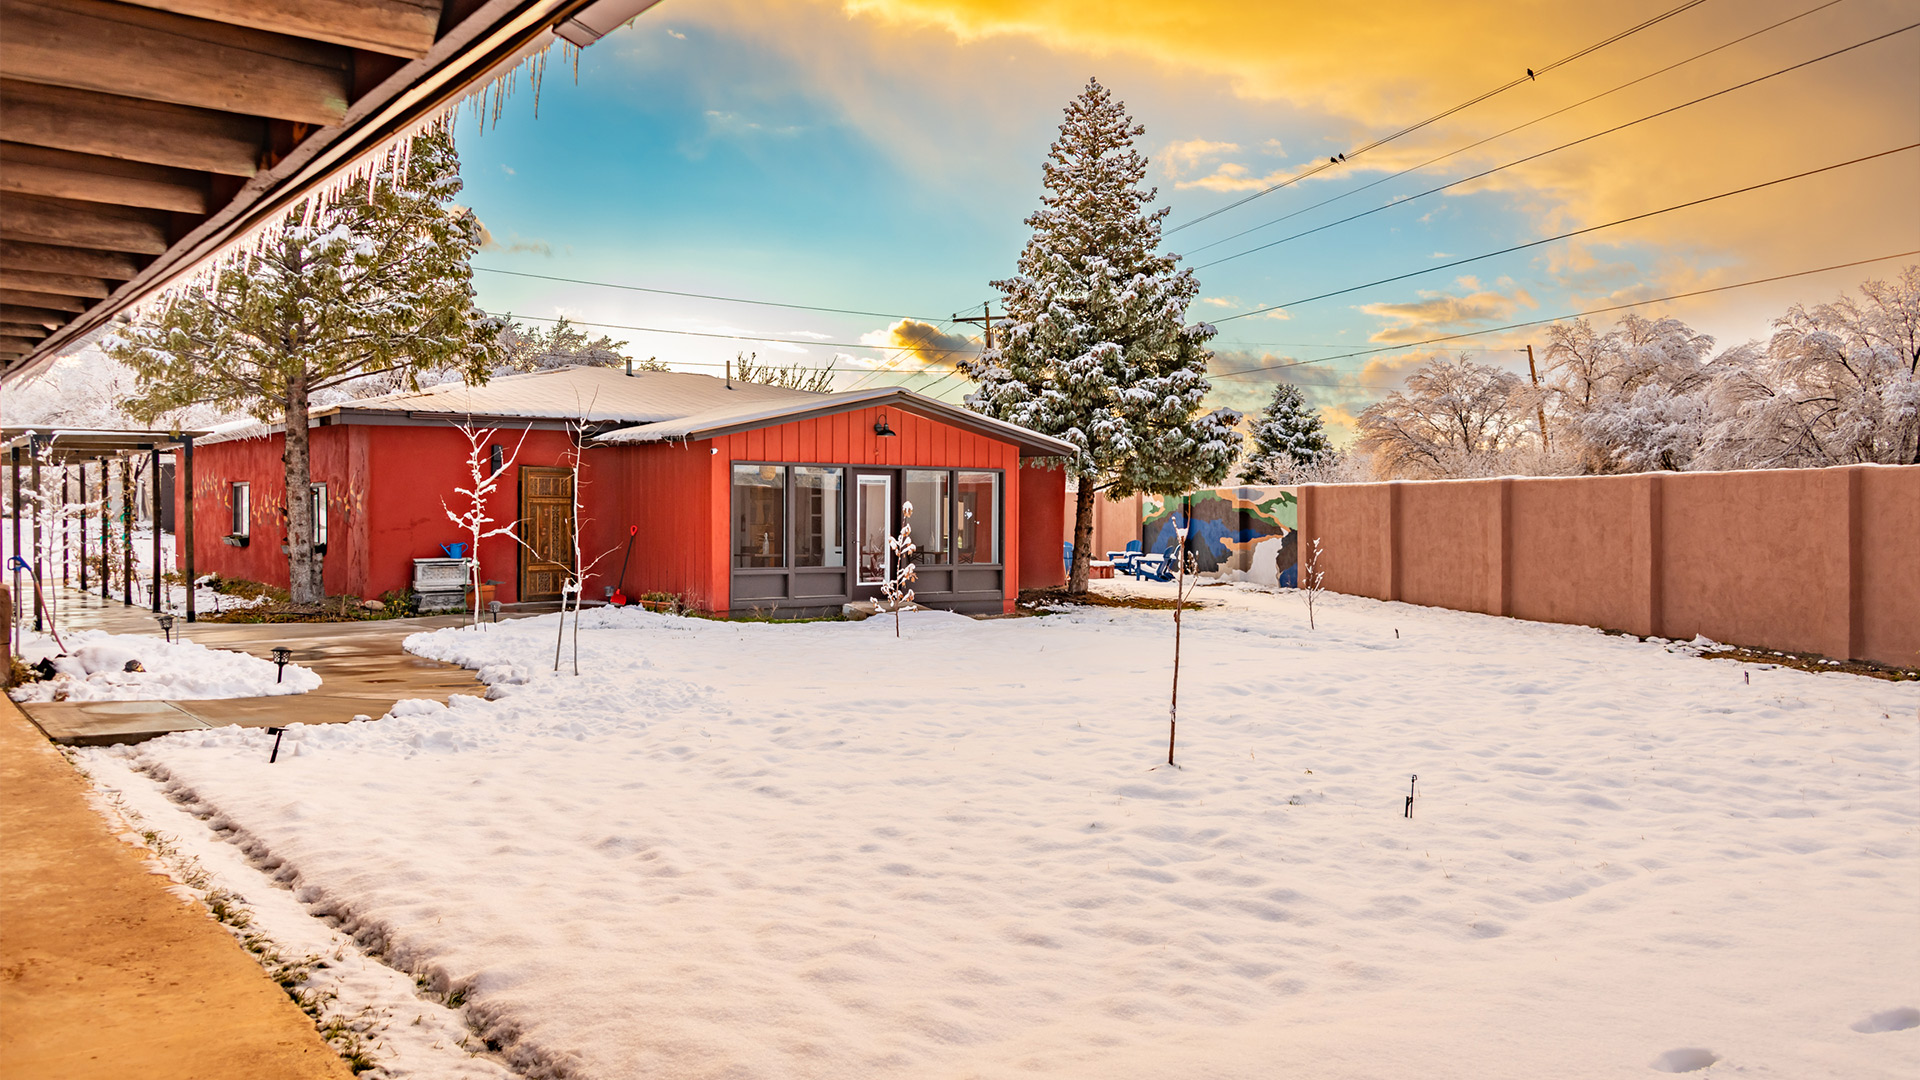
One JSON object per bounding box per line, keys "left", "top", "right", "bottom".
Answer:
{"left": 2, "top": 427, "right": 207, "bottom": 637}
{"left": 0, "top": 0, "right": 661, "bottom": 381}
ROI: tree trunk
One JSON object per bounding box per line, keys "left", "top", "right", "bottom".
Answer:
{"left": 1067, "top": 482, "right": 1097, "bottom": 594}
{"left": 282, "top": 369, "right": 321, "bottom": 604}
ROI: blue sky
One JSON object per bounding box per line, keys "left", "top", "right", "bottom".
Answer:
{"left": 451, "top": 0, "right": 1920, "bottom": 438}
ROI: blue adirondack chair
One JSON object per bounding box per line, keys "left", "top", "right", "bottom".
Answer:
{"left": 1063, "top": 542, "right": 1074, "bottom": 578}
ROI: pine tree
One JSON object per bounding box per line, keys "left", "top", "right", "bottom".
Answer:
{"left": 963, "top": 78, "right": 1240, "bottom": 593}
{"left": 106, "top": 126, "right": 499, "bottom": 604}
{"left": 1239, "top": 382, "right": 1330, "bottom": 483}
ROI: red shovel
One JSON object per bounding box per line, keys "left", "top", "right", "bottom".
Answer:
{"left": 609, "top": 525, "right": 638, "bottom": 605}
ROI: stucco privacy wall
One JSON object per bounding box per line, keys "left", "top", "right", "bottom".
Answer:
{"left": 1296, "top": 464, "right": 1919, "bottom": 669}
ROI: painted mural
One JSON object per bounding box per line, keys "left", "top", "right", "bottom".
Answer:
{"left": 1143, "top": 486, "right": 1298, "bottom": 579}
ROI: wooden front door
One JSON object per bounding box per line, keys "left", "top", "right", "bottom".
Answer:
{"left": 519, "top": 466, "right": 574, "bottom": 601}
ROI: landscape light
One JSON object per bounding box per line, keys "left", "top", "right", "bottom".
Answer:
{"left": 489, "top": 600, "right": 502, "bottom": 623}
{"left": 1404, "top": 774, "right": 1418, "bottom": 818}
{"left": 157, "top": 612, "right": 175, "bottom": 642}
{"left": 266, "top": 726, "right": 287, "bottom": 763}
{"left": 272, "top": 646, "right": 292, "bottom": 682}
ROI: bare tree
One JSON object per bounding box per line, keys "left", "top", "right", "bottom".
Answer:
{"left": 1355, "top": 355, "right": 1538, "bottom": 478}
{"left": 733, "top": 351, "right": 837, "bottom": 393}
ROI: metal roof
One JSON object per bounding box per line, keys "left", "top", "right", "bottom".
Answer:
{"left": 595, "top": 385, "right": 1079, "bottom": 459}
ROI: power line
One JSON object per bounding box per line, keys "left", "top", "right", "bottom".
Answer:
{"left": 1180, "top": 0, "right": 1866, "bottom": 260}
{"left": 1214, "top": 143, "right": 1919, "bottom": 324}
{"left": 1164, "top": 0, "right": 1715, "bottom": 236}
{"left": 1207, "top": 249, "right": 1920, "bottom": 380}
{"left": 475, "top": 266, "right": 945, "bottom": 323}
{"left": 487, "top": 310, "right": 983, "bottom": 363}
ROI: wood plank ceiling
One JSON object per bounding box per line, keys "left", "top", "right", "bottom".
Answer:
{"left": 0, "top": 0, "right": 658, "bottom": 381}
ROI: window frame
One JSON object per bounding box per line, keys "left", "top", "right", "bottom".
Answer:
{"left": 730, "top": 463, "right": 790, "bottom": 569}
{"left": 311, "top": 482, "right": 328, "bottom": 552}
{"left": 230, "top": 481, "right": 250, "bottom": 537}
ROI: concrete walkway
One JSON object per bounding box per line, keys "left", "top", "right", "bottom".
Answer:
{"left": 18, "top": 587, "right": 499, "bottom": 745}
{"left": 0, "top": 696, "right": 351, "bottom": 1079}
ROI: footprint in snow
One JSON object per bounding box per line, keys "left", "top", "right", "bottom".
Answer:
{"left": 1650, "top": 1047, "right": 1717, "bottom": 1072}
{"left": 1852, "top": 1006, "right": 1920, "bottom": 1033}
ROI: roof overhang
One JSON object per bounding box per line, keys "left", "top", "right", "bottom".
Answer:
{"left": 597, "top": 387, "right": 1079, "bottom": 459}
{"left": 0, "top": 425, "right": 209, "bottom": 463}
{"left": 1, "top": 0, "right": 662, "bottom": 384}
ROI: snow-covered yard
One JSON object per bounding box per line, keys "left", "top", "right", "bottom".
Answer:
{"left": 79, "top": 586, "right": 1918, "bottom": 1079}
{"left": 12, "top": 630, "right": 319, "bottom": 702}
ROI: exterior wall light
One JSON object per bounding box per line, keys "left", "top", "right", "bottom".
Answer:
{"left": 874, "top": 413, "right": 897, "bottom": 437}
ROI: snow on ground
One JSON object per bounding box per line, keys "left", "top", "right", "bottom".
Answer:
{"left": 72, "top": 750, "right": 514, "bottom": 1078}
{"left": 82, "top": 587, "right": 1919, "bottom": 1079}
{"left": 11, "top": 630, "right": 319, "bottom": 702}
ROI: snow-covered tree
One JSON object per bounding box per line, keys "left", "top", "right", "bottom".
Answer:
{"left": 1700, "top": 266, "right": 1920, "bottom": 468}
{"left": 442, "top": 422, "right": 532, "bottom": 628}
{"left": 1542, "top": 313, "right": 1719, "bottom": 472}
{"left": 1355, "top": 355, "right": 1538, "bottom": 478}
{"left": 881, "top": 502, "right": 917, "bottom": 638}
{"left": 497, "top": 316, "right": 658, "bottom": 375}
{"left": 734, "top": 351, "right": 836, "bottom": 393}
{"left": 961, "top": 78, "right": 1240, "bottom": 593}
{"left": 1238, "top": 381, "right": 1331, "bottom": 483}
{"left": 106, "top": 126, "right": 499, "bottom": 604}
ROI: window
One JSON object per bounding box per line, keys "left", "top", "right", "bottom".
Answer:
{"left": 231, "top": 482, "right": 250, "bottom": 536}
{"left": 732, "top": 465, "right": 786, "bottom": 568}
{"left": 792, "top": 467, "right": 845, "bottom": 567}
{"left": 856, "top": 474, "right": 892, "bottom": 585}
{"left": 956, "top": 471, "right": 999, "bottom": 564}
{"left": 903, "top": 469, "right": 950, "bottom": 564}
{"left": 311, "top": 484, "right": 328, "bottom": 550}
{"left": 488, "top": 444, "right": 504, "bottom": 476}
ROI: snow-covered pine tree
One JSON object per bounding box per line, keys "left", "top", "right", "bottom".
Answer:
{"left": 106, "top": 126, "right": 498, "bottom": 604}
{"left": 962, "top": 78, "right": 1240, "bottom": 594}
{"left": 1239, "top": 382, "right": 1331, "bottom": 483}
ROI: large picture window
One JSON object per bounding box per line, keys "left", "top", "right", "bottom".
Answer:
{"left": 902, "top": 469, "right": 950, "bottom": 564}
{"left": 733, "top": 465, "right": 786, "bottom": 567}
{"left": 956, "top": 471, "right": 999, "bottom": 564}
{"left": 793, "top": 467, "right": 845, "bottom": 567}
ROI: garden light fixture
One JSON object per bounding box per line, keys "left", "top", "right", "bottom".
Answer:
{"left": 266, "top": 726, "right": 287, "bottom": 763}
{"left": 157, "top": 612, "right": 174, "bottom": 642}
{"left": 272, "top": 646, "right": 292, "bottom": 682}
{"left": 1405, "top": 774, "right": 1418, "bottom": 818}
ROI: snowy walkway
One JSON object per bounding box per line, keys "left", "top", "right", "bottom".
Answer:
{"left": 0, "top": 697, "right": 351, "bottom": 1079}
{"left": 77, "top": 586, "right": 1920, "bottom": 1079}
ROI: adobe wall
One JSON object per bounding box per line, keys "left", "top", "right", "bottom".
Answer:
{"left": 1297, "top": 464, "right": 1920, "bottom": 669}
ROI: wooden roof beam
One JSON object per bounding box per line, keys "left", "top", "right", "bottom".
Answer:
{"left": 1, "top": 0, "right": 353, "bottom": 126}
{"left": 0, "top": 195, "right": 171, "bottom": 255}
{"left": 0, "top": 288, "right": 86, "bottom": 312}
{"left": 0, "top": 268, "right": 110, "bottom": 298}
{"left": 0, "top": 322, "right": 52, "bottom": 337}
{"left": 115, "top": 0, "right": 444, "bottom": 59}
{"left": 0, "top": 239, "right": 142, "bottom": 279}
{"left": 0, "top": 144, "right": 210, "bottom": 213}
{"left": 0, "top": 304, "right": 69, "bottom": 326}
{"left": 1, "top": 80, "right": 263, "bottom": 176}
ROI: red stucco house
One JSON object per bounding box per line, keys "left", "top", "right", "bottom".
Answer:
{"left": 178, "top": 367, "right": 1071, "bottom": 615}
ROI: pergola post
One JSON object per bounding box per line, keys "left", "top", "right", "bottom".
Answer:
{"left": 182, "top": 436, "right": 196, "bottom": 623}
{"left": 61, "top": 466, "right": 70, "bottom": 586}
{"left": 29, "top": 435, "right": 42, "bottom": 632}
{"left": 150, "top": 446, "right": 163, "bottom": 612}
{"left": 8, "top": 446, "right": 20, "bottom": 632}
{"left": 78, "top": 461, "right": 89, "bottom": 591}
{"left": 120, "top": 455, "right": 133, "bottom": 608}
{"left": 99, "top": 460, "right": 109, "bottom": 601}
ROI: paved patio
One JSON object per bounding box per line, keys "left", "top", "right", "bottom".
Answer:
{"left": 15, "top": 587, "right": 504, "bottom": 745}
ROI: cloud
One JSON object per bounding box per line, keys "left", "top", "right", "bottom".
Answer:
{"left": 1162, "top": 138, "right": 1239, "bottom": 179}
{"left": 666, "top": 28, "right": 686, "bottom": 39}
{"left": 1199, "top": 296, "right": 1238, "bottom": 308}
{"left": 703, "top": 109, "right": 806, "bottom": 138}
{"left": 858, "top": 318, "right": 981, "bottom": 371}
{"left": 1359, "top": 279, "right": 1536, "bottom": 343}
{"left": 499, "top": 164, "right": 516, "bottom": 176}
{"left": 470, "top": 215, "right": 552, "bottom": 256}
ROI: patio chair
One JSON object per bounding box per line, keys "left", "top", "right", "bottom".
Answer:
{"left": 1134, "top": 553, "right": 1174, "bottom": 583}
{"left": 1106, "top": 549, "right": 1138, "bottom": 574}
{"left": 1063, "top": 542, "right": 1073, "bottom": 578}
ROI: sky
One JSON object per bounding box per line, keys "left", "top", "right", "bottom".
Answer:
{"left": 454, "top": 0, "right": 1920, "bottom": 441}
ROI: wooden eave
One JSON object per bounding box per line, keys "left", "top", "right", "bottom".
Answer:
{"left": 0, "top": 0, "right": 662, "bottom": 382}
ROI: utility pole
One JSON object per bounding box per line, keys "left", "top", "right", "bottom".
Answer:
{"left": 951, "top": 302, "right": 997, "bottom": 353}
{"left": 1525, "top": 344, "right": 1551, "bottom": 452}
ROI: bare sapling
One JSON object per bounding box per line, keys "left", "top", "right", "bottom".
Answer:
{"left": 880, "top": 502, "right": 917, "bottom": 638}
{"left": 442, "top": 421, "right": 534, "bottom": 629}
{"left": 1167, "top": 525, "right": 1202, "bottom": 767}
{"left": 1301, "top": 537, "right": 1326, "bottom": 630}
{"left": 552, "top": 412, "right": 623, "bottom": 674}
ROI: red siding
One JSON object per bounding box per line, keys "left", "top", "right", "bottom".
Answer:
{"left": 1018, "top": 461, "right": 1067, "bottom": 590}
{"left": 177, "top": 402, "right": 1041, "bottom": 616}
